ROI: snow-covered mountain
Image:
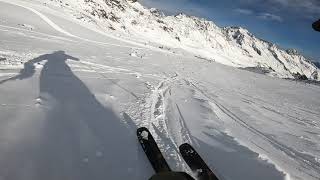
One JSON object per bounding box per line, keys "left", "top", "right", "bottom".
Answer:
{"left": 47, "top": 0, "right": 319, "bottom": 81}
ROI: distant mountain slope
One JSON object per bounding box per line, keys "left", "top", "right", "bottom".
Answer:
{"left": 48, "top": 0, "right": 319, "bottom": 80}
{"left": 313, "top": 61, "right": 320, "bottom": 69}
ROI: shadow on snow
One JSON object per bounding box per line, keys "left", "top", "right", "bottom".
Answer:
{"left": 192, "top": 131, "right": 286, "bottom": 180}
{"left": 0, "top": 51, "right": 151, "bottom": 180}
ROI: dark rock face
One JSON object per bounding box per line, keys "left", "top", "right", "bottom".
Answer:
{"left": 292, "top": 72, "right": 308, "bottom": 80}
{"left": 286, "top": 49, "right": 299, "bottom": 56}
{"left": 311, "top": 71, "right": 318, "bottom": 80}
{"left": 240, "top": 66, "right": 274, "bottom": 75}
{"left": 313, "top": 19, "right": 320, "bottom": 32}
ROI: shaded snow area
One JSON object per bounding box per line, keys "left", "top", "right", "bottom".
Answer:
{"left": 0, "top": 0, "right": 319, "bottom": 180}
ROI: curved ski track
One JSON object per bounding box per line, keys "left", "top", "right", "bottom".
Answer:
{"left": 141, "top": 74, "right": 193, "bottom": 173}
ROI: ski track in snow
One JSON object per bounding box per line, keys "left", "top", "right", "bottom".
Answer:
{"left": 129, "top": 72, "right": 202, "bottom": 176}
{"left": 0, "top": 24, "right": 76, "bottom": 42}
{"left": 2, "top": 1, "right": 76, "bottom": 38}
{"left": 0, "top": 0, "right": 144, "bottom": 49}
{"left": 0, "top": 0, "right": 186, "bottom": 54}
{"left": 146, "top": 74, "right": 192, "bottom": 173}
{"left": 187, "top": 81, "right": 320, "bottom": 179}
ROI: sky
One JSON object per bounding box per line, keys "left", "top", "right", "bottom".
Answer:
{"left": 140, "top": 0, "right": 320, "bottom": 62}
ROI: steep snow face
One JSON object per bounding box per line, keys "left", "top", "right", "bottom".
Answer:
{"left": 223, "top": 27, "right": 319, "bottom": 79}
{"left": 45, "top": 0, "right": 319, "bottom": 80}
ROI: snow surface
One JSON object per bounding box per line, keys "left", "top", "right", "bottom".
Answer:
{"left": 0, "top": 0, "right": 319, "bottom": 180}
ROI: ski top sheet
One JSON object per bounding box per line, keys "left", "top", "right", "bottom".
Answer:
{"left": 179, "top": 143, "right": 220, "bottom": 180}
{"left": 137, "top": 127, "right": 171, "bottom": 173}
{"left": 137, "top": 128, "right": 218, "bottom": 180}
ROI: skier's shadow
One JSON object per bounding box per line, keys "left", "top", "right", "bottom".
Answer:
{"left": 1, "top": 51, "right": 148, "bottom": 180}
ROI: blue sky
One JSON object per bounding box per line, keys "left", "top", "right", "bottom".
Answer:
{"left": 140, "top": 0, "right": 320, "bottom": 62}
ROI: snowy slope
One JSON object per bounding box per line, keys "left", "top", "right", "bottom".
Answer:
{"left": 40, "top": 0, "right": 320, "bottom": 81}
{"left": 0, "top": 1, "right": 319, "bottom": 180}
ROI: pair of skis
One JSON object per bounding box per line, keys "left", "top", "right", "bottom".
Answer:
{"left": 137, "top": 127, "right": 219, "bottom": 180}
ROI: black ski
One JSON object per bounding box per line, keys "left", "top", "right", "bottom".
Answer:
{"left": 179, "top": 143, "right": 220, "bottom": 180}
{"left": 137, "top": 127, "right": 171, "bottom": 173}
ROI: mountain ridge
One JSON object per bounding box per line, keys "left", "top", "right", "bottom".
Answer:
{"left": 48, "top": 0, "right": 319, "bottom": 81}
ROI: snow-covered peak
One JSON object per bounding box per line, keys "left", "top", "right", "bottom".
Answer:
{"left": 47, "top": 0, "right": 319, "bottom": 81}
{"left": 286, "top": 49, "right": 299, "bottom": 55}
{"left": 149, "top": 8, "right": 164, "bottom": 17}
{"left": 224, "top": 26, "right": 253, "bottom": 37}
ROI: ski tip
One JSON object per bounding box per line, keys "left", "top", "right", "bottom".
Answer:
{"left": 179, "top": 143, "right": 193, "bottom": 151}
{"left": 137, "top": 127, "right": 149, "bottom": 134}
{"left": 137, "top": 127, "right": 150, "bottom": 139}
